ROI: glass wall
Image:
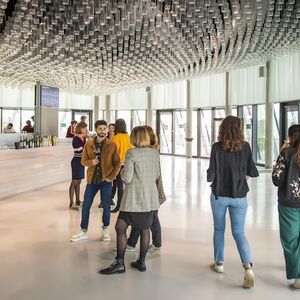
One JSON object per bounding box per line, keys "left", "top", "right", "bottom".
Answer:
{"left": 174, "top": 111, "right": 186, "bottom": 155}
{"left": 192, "top": 110, "right": 198, "bottom": 157}
{"left": 2, "top": 109, "right": 20, "bottom": 133}
{"left": 159, "top": 111, "right": 173, "bottom": 154}
{"left": 243, "top": 106, "right": 253, "bottom": 148}
{"left": 256, "top": 105, "right": 265, "bottom": 164}
{"left": 213, "top": 108, "right": 225, "bottom": 143}
{"left": 133, "top": 110, "right": 146, "bottom": 128}
{"left": 273, "top": 103, "right": 280, "bottom": 161}
{"left": 21, "top": 110, "right": 34, "bottom": 130}
{"left": 200, "top": 109, "right": 212, "bottom": 157}
{"left": 59, "top": 110, "right": 72, "bottom": 138}
{"left": 117, "top": 110, "right": 131, "bottom": 132}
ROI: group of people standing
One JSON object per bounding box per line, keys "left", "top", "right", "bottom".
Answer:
{"left": 66, "top": 114, "right": 300, "bottom": 289}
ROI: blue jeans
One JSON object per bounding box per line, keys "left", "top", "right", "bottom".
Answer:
{"left": 81, "top": 182, "right": 112, "bottom": 231}
{"left": 210, "top": 193, "right": 253, "bottom": 265}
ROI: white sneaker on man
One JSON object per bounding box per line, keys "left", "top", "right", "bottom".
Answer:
{"left": 70, "top": 230, "right": 88, "bottom": 242}
{"left": 243, "top": 268, "right": 255, "bottom": 288}
{"left": 147, "top": 244, "right": 161, "bottom": 256}
{"left": 102, "top": 228, "right": 111, "bottom": 242}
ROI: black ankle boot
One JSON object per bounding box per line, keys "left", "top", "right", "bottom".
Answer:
{"left": 131, "top": 259, "right": 146, "bottom": 272}
{"left": 99, "top": 259, "right": 126, "bottom": 275}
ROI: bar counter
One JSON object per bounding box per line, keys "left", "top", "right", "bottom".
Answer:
{"left": 0, "top": 141, "right": 74, "bottom": 200}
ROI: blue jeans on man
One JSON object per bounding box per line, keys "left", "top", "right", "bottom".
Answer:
{"left": 210, "top": 193, "right": 253, "bottom": 264}
{"left": 81, "top": 182, "right": 112, "bottom": 231}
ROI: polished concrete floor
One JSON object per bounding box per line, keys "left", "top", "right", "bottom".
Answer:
{"left": 0, "top": 156, "right": 298, "bottom": 300}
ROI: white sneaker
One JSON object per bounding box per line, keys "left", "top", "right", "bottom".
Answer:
{"left": 210, "top": 262, "right": 224, "bottom": 273}
{"left": 70, "top": 230, "right": 88, "bottom": 242}
{"left": 147, "top": 244, "right": 161, "bottom": 256}
{"left": 113, "top": 245, "right": 136, "bottom": 252}
{"left": 292, "top": 279, "right": 300, "bottom": 289}
{"left": 102, "top": 229, "right": 111, "bottom": 242}
{"left": 243, "top": 269, "right": 255, "bottom": 288}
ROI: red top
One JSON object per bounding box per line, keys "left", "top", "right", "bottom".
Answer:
{"left": 22, "top": 125, "right": 34, "bottom": 133}
{"left": 66, "top": 125, "right": 75, "bottom": 138}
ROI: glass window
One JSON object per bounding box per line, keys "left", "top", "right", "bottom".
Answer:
{"left": 59, "top": 111, "right": 72, "bottom": 138}
{"left": 152, "top": 110, "right": 157, "bottom": 133}
{"left": 257, "top": 105, "right": 265, "bottom": 164}
{"left": 243, "top": 106, "right": 253, "bottom": 148}
{"left": 133, "top": 110, "right": 146, "bottom": 128}
{"left": 273, "top": 103, "right": 280, "bottom": 161}
{"left": 117, "top": 110, "right": 131, "bottom": 132}
{"left": 110, "top": 111, "right": 116, "bottom": 123}
{"left": 213, "top": 108, "right": 225, "bottom": 143}
{"left": 232, "top": 107, "right": 238, "bottom": 116}
{"left": 21, "top": 110, "right": 34, "bottom": 131}
{"left": 98, "top": 110, "right": 104, "bottom": 120}
{"left": 174, "top": 111, "right": 186, "bottom": 155}
{"left": 159, "top": 112, "right": 173, "bottom": 154}
{"left": 2, "top": 109, "right": 20, "bottom": 133}
{"left": 200, "top": 109, "right": 212, "bottom": 157}
{"left": 192, "top": 110, "right": 198, "bottom": 157}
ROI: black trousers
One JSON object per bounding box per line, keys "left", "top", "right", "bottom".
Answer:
{"left": 111, "top": 167, "right": 124, "bottom": 208}
{"left": 127, "top": 210, "right": 161, "bottom": 248}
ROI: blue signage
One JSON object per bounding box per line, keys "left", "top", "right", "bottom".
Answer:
{"left": 41, "top": 85, "right": 59, "bottom": 107}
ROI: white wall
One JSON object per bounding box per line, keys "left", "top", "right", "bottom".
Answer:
{"left": 0, "top": 85, "right": 34, "bottom": 108}
{"left": 190, "top": 73, "right": 226, "bottom": 108}
{"left": 230, "top": 65, "right": 266, "bottom": 105}
{"left": 110, "top": 88, "right": 147, "bottom": 110}
{"left": 270, "top": 51, "right": 300, "bottom": 102}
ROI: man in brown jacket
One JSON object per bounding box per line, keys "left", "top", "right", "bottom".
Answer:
{"left": 70, "top": 120, "right": 121, "bottom": 242}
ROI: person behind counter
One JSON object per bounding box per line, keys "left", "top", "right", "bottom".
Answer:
{"left": 69, "top": 122, "right": 88, "bottom": 210}
{"left": 22, "top": 120, "right": 34, "bottom": 133}
{"left": 66, "top": 121, "right": 78, "bottom": 138}
{"left": 3, "top": 123, "right": 16, "bottom": 134}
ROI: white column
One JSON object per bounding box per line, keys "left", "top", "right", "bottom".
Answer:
{"left": 225, "top": 72, "right": 232, "bottom": 116}
{"left": 105, "top": 95, "right": 111, "bottom": 124}
{"left": 186, "top": 80, "right": 193, "bottom": 158}
{"left": 94, "top": 95, "right": 99, "bottom": 122}
{"left": 34, "top": 82, "right": 41, "bottom": 135}
{"left": 265, "top": 61, "right": 273, "bottom": 169}
{"left": 146, "top": 86, "right": 153, "bottom": 127}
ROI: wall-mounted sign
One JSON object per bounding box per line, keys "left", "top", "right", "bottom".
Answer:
{"left": 41, "top": 85, "right": 59, "bottom": 107}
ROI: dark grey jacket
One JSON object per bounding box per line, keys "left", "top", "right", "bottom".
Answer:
{"left": 272, "top": 147, "right": 300, "bottom": 208}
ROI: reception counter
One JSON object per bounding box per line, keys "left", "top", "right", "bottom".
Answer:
{"left": 0, "top": 141, "right": 74, "bottom": 199}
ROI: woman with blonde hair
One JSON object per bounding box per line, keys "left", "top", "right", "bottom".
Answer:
{"left": 207, "top": 116, "right": 258, "bottom": 288}
{"left": 126, "top": 125, "right": 166, "bottom": 255}
{"left": 100, "top": 126, "right": 161, "bottom": 275}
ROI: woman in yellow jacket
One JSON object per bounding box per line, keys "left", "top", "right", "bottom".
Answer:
{"left": 111, "top": 118, "right": 132, "bottom": 213}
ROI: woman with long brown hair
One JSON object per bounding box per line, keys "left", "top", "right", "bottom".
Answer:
{"left": 272, "top": 125, "right": 300, "bottom": 289}
{"left": 207, "top": 116, "right": 258, "bottom": 288}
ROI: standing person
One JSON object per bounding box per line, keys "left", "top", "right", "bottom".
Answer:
{"left": 69, "top": 122, "right": 88, "bottom": 210}
{"left": 126, "top": 125, "right": 166, "bottom": 255}
{"left": 22, "top": 120, "right": 34, "bottom": 133}
{"left": 3, "top": 123, "right": 15, "bottom": 133}
{"left": 70, "top": 120, "right": 121, "bottom": 242}
{"left": 66, "top": 121, "right": 78, "bottom": 138}
{"left": 272, "top": 125, "right": 300, "bottom": 289}
{"left": 98, "top": 123, "right": 116, "bottom": 208}
{"left": 100, "top": 126, "right": 161, "bottom": 275}
{"left": 207, "top": 116, "right": 258, "bottom": 288}
{"left": 110, "top": 118, "right": 132, "bottom": 213}
{"left": 80, "top": 115, "right": 87, "bottom": 124}
{"left": 108, "top": 123, "right": 115, "bottom": 140}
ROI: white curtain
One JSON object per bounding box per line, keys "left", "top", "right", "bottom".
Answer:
{"left": 20, "top": 88, "right": 34, "bottom": 108}
{"left": 59, "top": 91, "right": 94, "bottom": 109}
{"left": 230, "top": 65, "right": 266, "bottom": 105}
{"left": 190, "top": 73, "right": 226, "bottom": 108}
{"left": 110, "top": 88, "right": 148, "bottom": 110}
{"left": 270, "top": 51, "right": 300, "bottom": 103}
{"left": 152, "top": 80, "right": 187, "bottom": 109}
